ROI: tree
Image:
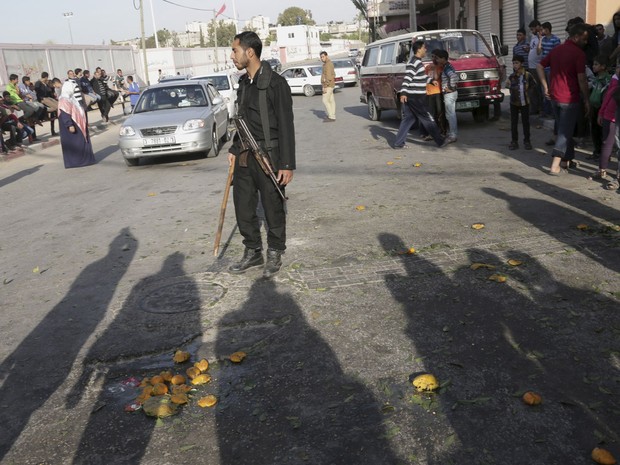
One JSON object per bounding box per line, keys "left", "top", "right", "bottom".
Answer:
{"left": 277, "top": 7, "right": 315, "bottom": 26}
{"left": 320, "top": 32, "right": 332, "bottom": 41}
{"left": 350, "top": 0, "right": 377, "bottom": 42}
{"left": 206, "top": 20, "right": 237, "bottom": 48}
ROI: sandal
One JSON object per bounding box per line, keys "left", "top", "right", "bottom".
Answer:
{"left": 588, "top": 170, "right": 608, "bottom": 181}
{"left": 605, "top": 178, "right": 620, "bottom": 190}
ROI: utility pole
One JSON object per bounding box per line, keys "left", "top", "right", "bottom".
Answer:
{"left": 148, "top": 0, "right": 160, "bottom": 48}
{"left": 409, "top": 0, "right": 417, "bottom": 32}
{"left": 63, "top": 12, "right": 74, "bottom": 45}
{"left": 212, "top": 11, "right": 219, "bottom": 70}
{"left": 140, "top": 0, "right": 150, "bottom": 85}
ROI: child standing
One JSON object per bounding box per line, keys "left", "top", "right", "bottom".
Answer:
{"left": 508, "top": 55, "right": 536, "bottom": 150}
{"left": 588, "top": 56, "right": 611, "bottom": 160}
{"left": 126, "top": 76, "right": 141, "bottom": 111}
{"left": 591, "top": 63, "right": 619, "bottom": 186}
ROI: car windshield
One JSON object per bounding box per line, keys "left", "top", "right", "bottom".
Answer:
{"left": 415, "top": 30, "right": 492, "bottom": 59}
{"left": 201, "top": 76, "right": 230, "bottom": 91}
{"left": 308, "top": 66, "right": 323, "bottom": 76}
{"left": 333, "top": 60, "right": 355, "bottom": 68}
{"left": 134, "top": 85, "right": 207, "bottom": 113}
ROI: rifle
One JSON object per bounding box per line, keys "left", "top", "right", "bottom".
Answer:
{"left": 213, "top": 162, "right": 235, "bottom": 257}
{"left": 233, "top": 115, "right": 288, "bottom": 201}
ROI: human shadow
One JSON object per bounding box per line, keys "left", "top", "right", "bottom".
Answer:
{"left": 0, "top": 228, "right": 136, "bottom": 460}
{"left": 0, "top": 165, "right": 43, "bottom": 189}
{"left": 483, "top": 186, "right": 620, "bottom": 274}
{"left": 71, "top": 251, "right": 201, "bottom": 464}
{"left": 379, "top": 232, "right": 619, "bottom": 464}
{"left": 215, "top": 278, "right": 399, "bottom": 464}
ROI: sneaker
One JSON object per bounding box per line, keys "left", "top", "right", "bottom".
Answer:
{"left": 228, "top": 248, "right": 264, "bottom": 274}
{"left": 509, "top": 141, "right": 519, "bottom": 150}
{"left": 263, "top": 248, "right": 283, "bottom": 278}
{"left": 524, "top": 141, "right": 532, "bottom": 150}
{"left": 393, "top": 144, "right": 409, "bottom": 149}
{"left": 545, "top": 139, "right": 555, "bottom": 146}
{"left": 422, "top": 135, "right": 433, "bottom": 141}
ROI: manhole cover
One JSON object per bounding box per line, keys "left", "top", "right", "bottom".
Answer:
{"left": 140, "top": 280, "right": 226, "bottom": 314}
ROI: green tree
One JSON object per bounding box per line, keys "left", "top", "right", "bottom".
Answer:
{"left": 277, "top": 7, "right": 315, "bottom": 26}
{"left": 206, "top": 20, "right": 237, "bottom": 47}
{"left": 145, "top": 29, "right": 173, "bottom": 48}
{"left": 350, "top": 0, "right": 377, "bottom": 42}
{"left": 320, "top": 32, "right": 332, "bottom": 41}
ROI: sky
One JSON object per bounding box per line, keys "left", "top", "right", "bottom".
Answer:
{"left": 0, "top": 0, "right": 359, "bottom": 46}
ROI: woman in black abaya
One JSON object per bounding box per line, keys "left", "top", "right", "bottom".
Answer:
{"left": 58, "top": 81, "right": 95, "bottom": 168}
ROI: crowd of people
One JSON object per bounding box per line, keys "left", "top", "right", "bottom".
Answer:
{"left": 1, "top": 67, "right": 140, "bottom": 168}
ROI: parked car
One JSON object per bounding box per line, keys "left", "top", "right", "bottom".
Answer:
{"left": 266, "top": 58, "right": 282, "bottom": 72}
{"left": 191, "top": 70, "right": 245, "bottom": 120}
{"left": 158, "top": 74, "right": 191, "bottom": 82}
{"left": 332, "top": 58, "right": 358, "bottom": 87}
{"left": 348, "top": 48, "right": 359, "bottom": 57}
{"left": 118, "top": 81, "right": 229, "bottom": 166}
{"left": 279, "top": 65, "right": 344, "bottom": 97}
{"left": 359, "top": 29, "right": 506, "bottom": 122}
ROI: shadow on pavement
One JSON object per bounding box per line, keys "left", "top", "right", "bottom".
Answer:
{"left": 0, "top": 165, "right": 43, "bottom": 189}
{"left": 378, "top": 232, "right": 618, "bottom": 464}
{"left": 215, "top": 278, "right": 399, "bottom": 464}
{"left": 70, "top": 251, "right": 201, "bottom": 464}
{"left": 0, "top": 228, "right": 136, "bottom": 461}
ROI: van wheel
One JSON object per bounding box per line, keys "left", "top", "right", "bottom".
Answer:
{"left": 368, "top": 97, "right": 381, "bottom": 121}
{"left": 303, "top": 85, "right": 316, "bottom": 97}
{"left": 472, "top": 106, "right": 489, "bottom": 123}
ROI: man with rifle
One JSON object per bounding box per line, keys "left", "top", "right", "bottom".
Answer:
{"left": 226, "top": 31, "right": 296, "bottom": 278}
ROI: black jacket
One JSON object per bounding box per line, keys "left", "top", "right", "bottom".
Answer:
{"left": 230, "top": 61, "right": 296, "bottom": 171}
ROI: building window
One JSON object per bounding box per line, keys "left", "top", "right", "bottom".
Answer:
{"left": 288, "top": 33, "right": 295, "bottom": 38}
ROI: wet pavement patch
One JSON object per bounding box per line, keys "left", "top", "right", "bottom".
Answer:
{"left": 139, "top": 281, "right": 226, "bottom": 314}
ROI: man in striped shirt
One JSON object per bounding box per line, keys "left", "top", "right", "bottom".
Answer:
{"left": 393, "top": 40, "right": 446, "bottom": 148}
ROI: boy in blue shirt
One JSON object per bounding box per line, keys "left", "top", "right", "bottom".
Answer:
{"left": 126, "top": 76, "right": 140, "bottom": 110}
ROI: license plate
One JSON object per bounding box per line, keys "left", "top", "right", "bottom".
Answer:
{"left": 143, "top": 136, "right": 175, "bottom": 145}
{"left": 456, "top": 100, "right": 480, "bottom": 110}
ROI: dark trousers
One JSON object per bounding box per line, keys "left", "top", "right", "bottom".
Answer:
{"left": 527, "top": 68, "right": 543, "bottom": 114}
{"left": 590, "top": 108, "right": 603, "bottom": 154}
{"left": 394, "top": 94, "right": 444, "bottom": 146}
{"left": 426, "top": 93, "right": 446, "bottom": 135}
{"left": 233, "top": 153, "right": 287, "bottom": 251}
{"left": 510, "top": 104, "right": 531, "bottom": 143}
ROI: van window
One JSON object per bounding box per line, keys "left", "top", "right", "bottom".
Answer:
{"left": 396, "top": 41, "right": 411, "bottom": 63}
{"left": 364, "top": 47, "right": 379, "bottom": 66}
{"left": 379, "top": 43, "right": 395, "bottom": 65}
{"left": 414, "top": 30, "right": 492, "bottom": 60}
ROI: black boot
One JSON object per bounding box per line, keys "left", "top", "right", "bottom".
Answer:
{"left": 229, "top": 248, "right": 264, "bottom": 274}
{"left": 263, "top": 249, "right": 283, "bottom": 278}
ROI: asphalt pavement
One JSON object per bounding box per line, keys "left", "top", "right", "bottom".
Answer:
{"left": 1, "top": 85, "right": 619, "bottom": 465}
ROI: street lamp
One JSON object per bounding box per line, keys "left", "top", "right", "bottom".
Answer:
{"left": 63, "top": 12, "right": 74, "bottom": 45}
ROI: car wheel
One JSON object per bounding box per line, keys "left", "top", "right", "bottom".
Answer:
{"left": 208, "top": 125, "right": 220, "bottom": 158}
{"left": 303, "top": 84, "right": 316, "bottom": 97}
{"left": 472, "top": 106, "right": 489, "bottom": 123}
{"left": 124, "top": 157, "right": 139, "bottom": 166}
{"left": 368, "top": 96, "right": 381, "bottom": 121}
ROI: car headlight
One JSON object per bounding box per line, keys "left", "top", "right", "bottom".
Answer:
{"left": 483, "top": 70, "right": 499, "bottom": 79}
{"left": 119, "top": 126, "right": 136, "bottom": 136}
{"left": 183, "top": 119, "right": 206, "bottom": 130}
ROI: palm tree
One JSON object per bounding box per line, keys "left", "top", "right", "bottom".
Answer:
{"left": 350, "top": 0, "right": 377, "bottom": 42}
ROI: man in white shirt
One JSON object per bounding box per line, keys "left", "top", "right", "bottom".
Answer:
{"left": 527, "top": 20, "right": 543, "bottom": 115}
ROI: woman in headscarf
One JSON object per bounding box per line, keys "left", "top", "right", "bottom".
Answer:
{"left": 58, "top": 80, "right": 96, "bottom": 168}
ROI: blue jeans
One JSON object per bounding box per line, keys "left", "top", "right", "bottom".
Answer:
{"left": 551, "top": 101, "right": 580, "bottom": 161}
{"left": 443, "top": 91, "right": 458, "bottom": 138}
{"left": 394, "top": 95, "right": 443, "bottom": 147}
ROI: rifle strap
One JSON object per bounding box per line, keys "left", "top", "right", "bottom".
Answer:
{"left": 256, "top": 62, "right": 272, "bottom": 157}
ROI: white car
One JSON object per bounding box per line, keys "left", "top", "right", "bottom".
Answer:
{"left": 279, "top": 65, "right": 344, "bottom": 97}
{"left": 332, "top": 58, "right": 358, "bottom": 87}
{"left": 191, "top": 70, "right": 244, "bottom": 121}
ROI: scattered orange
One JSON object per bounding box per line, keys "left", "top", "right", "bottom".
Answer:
{"left": 151, "top": 383, "right": 169, "bottom": 396}
{"left": 186, "top": 366, "right": 201, "bottom": 380}
{"left": 170, "top": 374, "right": 186, "bottom": 385}
{"left": 194, "top": 359, "right": 210, "bottom": 372}
{"left": 191, "top": 374, "right": 212, "bottom": 385}
{"left": 173, "top": 350, "right": 191, "bottom": 363}
{"left": 522, "top": 391, "right": 542, "bottom": 405}
{"left": 197, "top": 395, "right": 218, "bottom": 408}
{"left": 170, "top": 393, "right": 189, "bottom": 405}
{"left": 592, "top": 447, "right": 616, "bottom": 465}
{"left": 150, "top": 375, "right": 164, "bottom": 385}
{"left": 230, "top": 351, "right": 247, "bottom": 363}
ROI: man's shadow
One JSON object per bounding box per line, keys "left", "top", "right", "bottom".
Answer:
{"left": 215, "top": 279, "right": 399, "bottom": 464}
{"left": 70, "top": 251, "right": 201, "bottom": 464}
{"left": 0, "top": 228, "right": 136, "bottom": 460}
{"left": 379, "top": 233, "right": 619, "bottom": 464}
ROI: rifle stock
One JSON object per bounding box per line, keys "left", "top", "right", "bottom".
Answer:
{"left": 213, "top": 162, "right": 235, "bottom": 257}
{"left": 233, "top": 116, "right": 288, "bottom": 201}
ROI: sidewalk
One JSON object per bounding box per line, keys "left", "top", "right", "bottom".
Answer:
{"left": 0, "top": 102, "right": 129, "bottom": 162}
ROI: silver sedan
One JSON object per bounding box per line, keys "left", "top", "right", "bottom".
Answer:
{"left": 118, "top": 81, "right": 229, "bottom": 166}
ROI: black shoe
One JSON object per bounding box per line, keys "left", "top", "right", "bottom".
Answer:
{"left": 509, "top": 141, "right": 518, "bottom": 150}
{"left": 263, "top": 249, "right": 283, "bottom": 278}
{"left": 524, "top": 141, "right": 532, "bottom": 150}
{"left": 229, "top": 248, "right": 264, "bottom": 274}
{"left": 545, "top": 139, "right": 555, "bottom": 146}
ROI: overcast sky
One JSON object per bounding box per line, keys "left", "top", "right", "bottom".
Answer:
{"left": 0, "top": 0, "right": 359, "bottom": 46}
